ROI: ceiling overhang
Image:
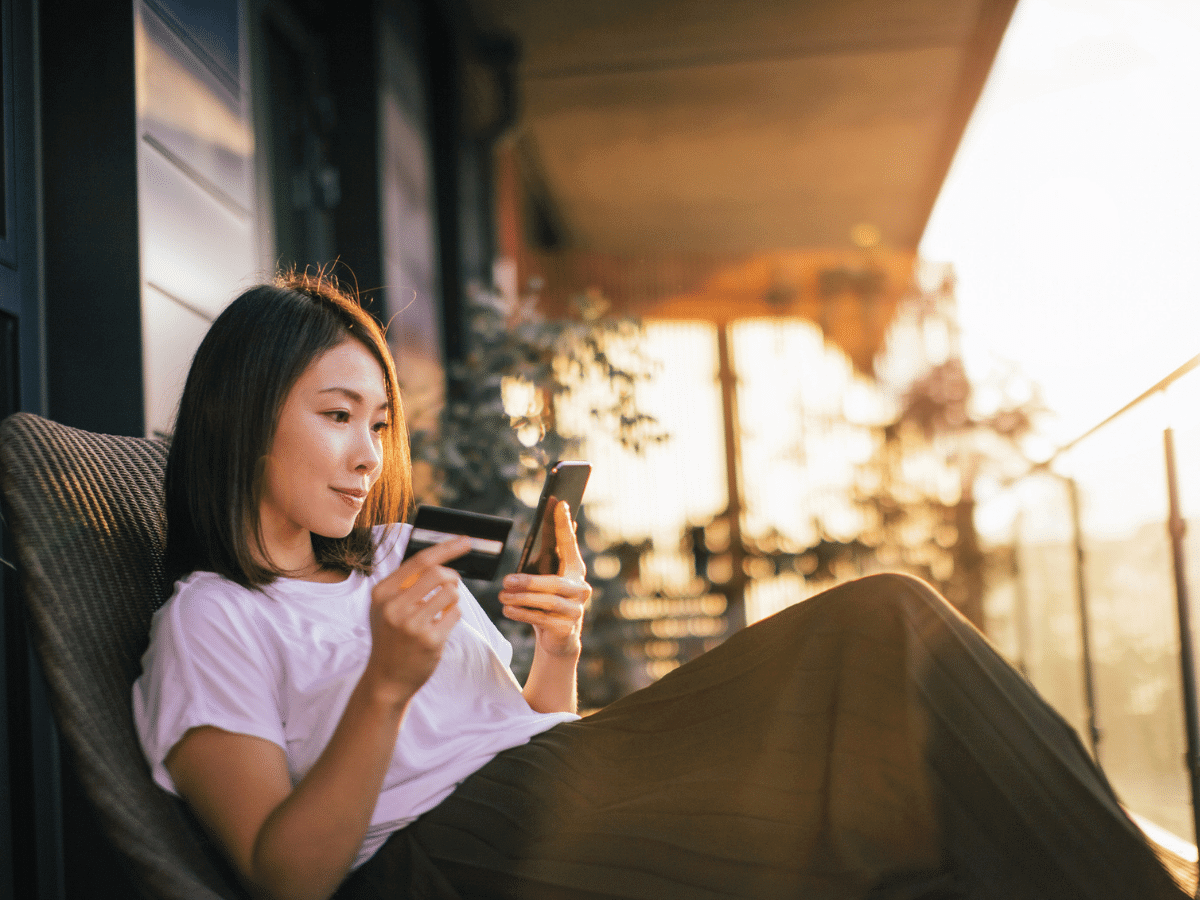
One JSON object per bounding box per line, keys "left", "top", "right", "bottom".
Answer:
{"left": 468, "top": 0, "right": 1017, "bottom": 256}
{"left": 465, "top": 1, "right": 1018, "bottom": 372}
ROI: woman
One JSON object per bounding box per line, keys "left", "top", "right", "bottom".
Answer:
{"left": 134, "top": 273, "right": 1186, "bottom": 900}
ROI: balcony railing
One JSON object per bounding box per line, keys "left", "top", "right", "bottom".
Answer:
{"left": 977, "top": 353, "right": 1200, "bottom": 857}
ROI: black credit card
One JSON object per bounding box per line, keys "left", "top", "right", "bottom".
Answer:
{"left": 401, "top": 505, "right": 514, "bottom": 581}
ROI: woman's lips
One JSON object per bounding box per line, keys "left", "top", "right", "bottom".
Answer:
{"left": 332, "top": 487, "right": 367, "bottom": 507}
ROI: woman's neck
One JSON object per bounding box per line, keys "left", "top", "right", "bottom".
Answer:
{"left": 250, "top": 529, "right": 344, "bottom": 583}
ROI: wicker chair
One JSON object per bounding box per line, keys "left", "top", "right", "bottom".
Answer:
{"left": 0, "top": 412, "right": 248, "bottom": 899}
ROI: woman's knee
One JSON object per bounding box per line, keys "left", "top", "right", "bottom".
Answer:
{"left": 810, "top": 571, "right": 958, "bottom": 623}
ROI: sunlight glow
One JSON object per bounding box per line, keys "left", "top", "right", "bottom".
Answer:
{"left": 937, "top": 2, "right": 1200, "bottom": 844}
{"left": 921, "top": 0, "right": 1200, "bottom": 447}
{"left": 563, "top": 321, "right": 728, "bottom": 545}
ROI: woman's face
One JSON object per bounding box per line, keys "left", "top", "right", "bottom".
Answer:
{"left": 257, "top": 338, "right": 389, "bottom": 570}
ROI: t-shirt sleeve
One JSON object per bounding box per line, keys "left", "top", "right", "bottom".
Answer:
{"left": 132, "top": 579, "right": 285, "bottom": 795}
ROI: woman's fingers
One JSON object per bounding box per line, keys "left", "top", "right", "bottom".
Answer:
{"left": 500, "top": 599, "right": 576, "bottom": 638}
{"left": 366, "top": 573, "right": 461, "bottom": 694}
{"left": 371, "top": 535, "right": 469, "bottom": 626}
{"left": 502, "top": 571, "right": 590, "bottom": 601}
{"left": 553, "top": 501, "right": 587, "bottom": 580}
{"left": 376, "top": 535, "right": 471, "bottom": 594}
{"left": 501, "top": 594, "right": 582, "bottom": 659}
{"left": 501, "top": 500, "right": 592, "bottom": 608}
{"left": 501, "top": 604, "right": 560, "bottom": 630}
{"left": 416, "top": 593, "right": 462, "bottom": 641}
{"left": 365, "top": 534, "right": 472, "bottom": 694}
{"left": 499, "top": 569, "right": 589, "bottom": 638}
{"left": 499, "top": 588, "right": 579, "bottom": 617}
{"left": 380, "top": 574, "right": 459, "bottom": 628}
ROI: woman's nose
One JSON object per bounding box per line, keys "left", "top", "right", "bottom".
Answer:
{"left": 353, "top": 426, "right": 383, "bottom": 474}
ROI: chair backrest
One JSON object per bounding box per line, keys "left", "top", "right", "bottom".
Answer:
{"left": 0, "top": 412, "right": 247, "bottom": 900}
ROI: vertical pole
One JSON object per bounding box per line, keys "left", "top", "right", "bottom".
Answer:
{"left": 1163, "top": 427, "right": 1200, "bottom": 869}
{"left": 716, "top": 323, "right": 746, "bottom": 631}
{"left": 1066, "top": 476, "right": 1102, "bottom": 757}
{"left": 1012, "top": 510, "right": 1030, "bottom": 677}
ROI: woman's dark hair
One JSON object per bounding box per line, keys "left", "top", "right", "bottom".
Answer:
{"left": 164, "top": 270, "right": 411, "bottom": 586}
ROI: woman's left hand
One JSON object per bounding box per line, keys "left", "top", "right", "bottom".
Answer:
{"left": 499, "top": 499, "right": 592, "bottom": 659}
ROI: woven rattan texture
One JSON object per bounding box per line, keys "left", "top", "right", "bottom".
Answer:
{"left": 0, "top": 412, "right": 247, "bottom": 899}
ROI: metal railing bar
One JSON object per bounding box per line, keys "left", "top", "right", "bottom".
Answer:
{"left": 1044, "top": 353, "right": 1200, "bottom": 466}
{"left": 991, "top": 357, "right": 1200, "bottom": 859}
{"left": 1066, "top": 476, "right": 1102, "bottom": 758}
{"left": 1164, "top": 427, "right": 1200, "bottom": 867}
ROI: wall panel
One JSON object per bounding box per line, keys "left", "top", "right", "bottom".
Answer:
{"left": 135, "top": 0, "right": 263, "bottom": 438}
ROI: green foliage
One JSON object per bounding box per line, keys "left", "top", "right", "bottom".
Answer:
{"left": 409, "top": 286, "right": 663, "bottom": 520}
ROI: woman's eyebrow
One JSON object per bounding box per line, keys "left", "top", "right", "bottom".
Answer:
{"left": 317, "top": 387, "right": 388, "bottom": 410}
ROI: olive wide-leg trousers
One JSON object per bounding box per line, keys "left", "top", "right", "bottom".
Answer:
{"left": 334, "top": 573, "right": 1186, "bottom": 899}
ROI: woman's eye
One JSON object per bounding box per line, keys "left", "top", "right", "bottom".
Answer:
{"left": 372, "top": 420, "right": 389, "bottom": 434}
{"left": 325, "top": 410, "right": 351, "bottom": 423}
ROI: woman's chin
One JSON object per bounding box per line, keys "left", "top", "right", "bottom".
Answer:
{"left": 313, "top": 519, "right": 359, "bottom": 540}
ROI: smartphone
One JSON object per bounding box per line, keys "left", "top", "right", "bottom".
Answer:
{"left": 516, "top": 461, "right": 591, "bottom": 575}
{"left": 402, "top": 505, "right": 514, "bottom": 580}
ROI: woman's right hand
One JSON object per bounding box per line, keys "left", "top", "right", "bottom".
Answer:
{"left": 363, "top": 535, "right": 471, "bottom": 702}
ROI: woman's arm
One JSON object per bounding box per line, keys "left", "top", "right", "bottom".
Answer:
{"left": 166, "top": 536, "right": 471, "bottom": 900}
{"left": 499, "top": 500, "right": 592, "bottom": 714}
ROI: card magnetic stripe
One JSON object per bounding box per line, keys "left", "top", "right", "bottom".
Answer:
{"left": 409, "top": 527, "right": 504, "bottom": 557}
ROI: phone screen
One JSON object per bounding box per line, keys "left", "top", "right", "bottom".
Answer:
{"left": 517, "top": 461, "right": 591, "bottom": 575}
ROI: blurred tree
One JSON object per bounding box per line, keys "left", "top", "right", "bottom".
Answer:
{"left": 409, "top": 285, "right": 663, "bottom": 516}
{"left": 853, "top": 305, "right": 1042, "bottom": 628}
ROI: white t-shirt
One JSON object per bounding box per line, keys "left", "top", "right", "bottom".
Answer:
{"left": 132, "top": 524, "right": 577, "bottom": 868}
